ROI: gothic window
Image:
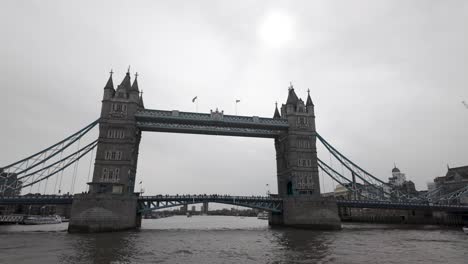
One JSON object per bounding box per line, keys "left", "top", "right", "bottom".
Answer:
{"left": 110, "top": 104, "right": 127, "bottom": 117}
{"left": 107, "top": 129, "right": 125, "bottom": 139}
{"left": 296, "top": 117, "right": 309, "bottom": 128}
{"left": 105, "top": 151, "right": 123, "bottom": 160}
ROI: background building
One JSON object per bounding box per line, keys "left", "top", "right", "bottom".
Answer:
{"left": 0, "top": 169, "right": 22, "bottom": 196}
{"left": 433, "top": 165, "right": 468, "bottom": 194}
{"left": 388, "top": 166, "right": 406, "bottom": 187}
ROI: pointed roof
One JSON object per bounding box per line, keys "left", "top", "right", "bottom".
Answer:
{"left": 273, "top": 102, "right": 281, "bottom": 118}
{"left": 104, "top": 70, "right": 114, "bottom": 90}
{"left": 286, "top": 82, "right": 299, "bottom": 105}
{"left": 118, "top": 68, "right": 132, "bottom": 90}
{"left": 139, "top": 90, "right": 145, "bottom": 107}
{"left": 306, "top": 89, "right": 314, "bottom": 107}
{"left": 131, "top": 72, "right": 139, "bottom": 92}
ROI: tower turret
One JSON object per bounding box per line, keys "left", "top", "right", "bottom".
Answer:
{"left": 138, "top": 90, "right": 144, "bottom": 108}
{"left": 306, "top": 89, "right": 314, "bottom": 115}
{"left": 115, "top": 68, "right": 132, "bottom": 99}
{"left": 103, "top": 70, "right": 115, "bottom": 100}
{"left": 129, "top": 72, "right": 140, "bottom": 102}
{"left": 273, "top": 102, "right": 281, "bottom": 119}
{"left": 285, "top": 82, "right": 299, "bottom": 114}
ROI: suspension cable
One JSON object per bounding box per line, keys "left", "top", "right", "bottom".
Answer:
{"left": 15, "top": 141, "right": 98, "bottom": 190}
{"left": 3, "top": 119, "right": 99, "bottom": 170}
{"left": 70, "top": 138, "right": 82, "bottom": 194}
{"left": 86, "top": 147, "right": 95, "bottom": 192}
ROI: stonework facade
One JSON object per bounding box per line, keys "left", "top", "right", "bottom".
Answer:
{"left": 89, "top": 71, "right": 144, "bottom": 195}
{"left": 69, "top": 71, "right": 144, "bottom": 233}
{"left": 272, "top": 85, "right": 341, "bottom": 229}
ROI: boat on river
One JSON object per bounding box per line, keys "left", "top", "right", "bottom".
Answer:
{"left": 23, "top": 215, "right": 62, "bottom": 225}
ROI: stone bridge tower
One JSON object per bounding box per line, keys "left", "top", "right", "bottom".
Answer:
{"left": 69, "top": 70, "right": 144, "bottom": 233}
{"left": 271, "top": 84, "right": 341, "bottom": 229}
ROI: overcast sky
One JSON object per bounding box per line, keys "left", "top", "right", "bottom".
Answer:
{"left": 1, "top": 0, "right": 467, "bottom": 196}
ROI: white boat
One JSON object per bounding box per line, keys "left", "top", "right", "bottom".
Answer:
{"left": 23, "top": 215, "right": 62, "bottom": 225}
{"left": 463, "top": 226, "right": 468, "bottom": 234}
{"left": 257, "top": 212, "right": 268, "bottom": 220}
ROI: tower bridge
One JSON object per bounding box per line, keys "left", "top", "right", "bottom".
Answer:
{"left": 1, "top": 70, "right": 467, "bottom": 232}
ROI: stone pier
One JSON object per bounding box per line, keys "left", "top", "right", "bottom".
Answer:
{"left": 68, "top": 193, "right": 140, "bottom": 233}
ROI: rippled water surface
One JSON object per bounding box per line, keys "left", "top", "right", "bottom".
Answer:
{"left": 0, "top": 216, "right": 467, "bottom": 263}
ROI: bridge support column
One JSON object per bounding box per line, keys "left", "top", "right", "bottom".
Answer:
{"left": 69, "top": 71, "right": 144, "bottom": 233}
{"left": 68, "top": 193, "right": 139, "bottom": 233}
{"left": 281, "top": 197, "right": 341, "bottom": 229}
{"left": 272, "top": 86, "right": 341, "bottom": 230}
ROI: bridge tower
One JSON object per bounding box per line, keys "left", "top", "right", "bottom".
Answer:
{"left": 270, "top": 84, "right": 341, "bottom": 229}
{"left": 69, "top": 70, "right": 144, "bottom": 232}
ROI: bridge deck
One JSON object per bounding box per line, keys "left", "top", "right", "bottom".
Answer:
{"left": 1, "top": 195, "right": 467, "bottom": 213}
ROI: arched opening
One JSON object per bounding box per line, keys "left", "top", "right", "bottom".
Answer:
{"left": 287, "top": 181, "right": 293, "bottom": 196}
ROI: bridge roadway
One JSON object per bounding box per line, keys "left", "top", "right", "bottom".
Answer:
{"left": 1, "top": 195, "right": 468, "bottom": 213}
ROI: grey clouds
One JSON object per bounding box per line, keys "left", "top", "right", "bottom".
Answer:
{"left": 1, "top": 0, "right": 467, "bottom": 195}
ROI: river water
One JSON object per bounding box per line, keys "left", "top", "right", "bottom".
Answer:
{"left": 0, "top": 216, "right": 466, "bottom": 264}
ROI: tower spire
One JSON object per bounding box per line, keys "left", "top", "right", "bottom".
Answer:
{"left": 104, "top": 69, "right": 114, "bottom": 90}
{"left": 306, "top": 88, "right": 314, "bottom": 107}
{"left": 286, "top": 82, "right": 299, "bottom": 105}
{"left": 139, "top": 89, "right": 144, "bottom": 107}
{"left": 131, "top": 72, "right": 139, "bottom": 92}
{"left": 273, "top": 101, "right": 281, "bottom": 118}
{"left": 118, "top": 67, "right": 132, "bottom": 90}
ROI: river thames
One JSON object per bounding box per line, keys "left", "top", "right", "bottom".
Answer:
{"left": 0, "top": 216, "right": 466, "bottom": 264}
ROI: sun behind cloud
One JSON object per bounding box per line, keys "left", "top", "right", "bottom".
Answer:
{"left": 258, "top": 10, "right": 295, "bottom": 49}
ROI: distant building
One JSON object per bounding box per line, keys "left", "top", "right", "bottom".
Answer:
{"left": 334, "top": 166, "right": 418, "bottom": 200}
{"left": 388, "top": 166, "right": 406, "bottom": 187}
{"left": 0, "top": 170, "right": 22, "bottom": 196}
{"left": 388, "top": 166, "right": 417, "bottom": 196}
{"left": 433, "top": 165, "right": 468, "bottom": 194}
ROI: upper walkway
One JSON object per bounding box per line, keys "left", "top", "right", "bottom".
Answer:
{"left": 135, "top": 109, "right": 289, "bottom": 138}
